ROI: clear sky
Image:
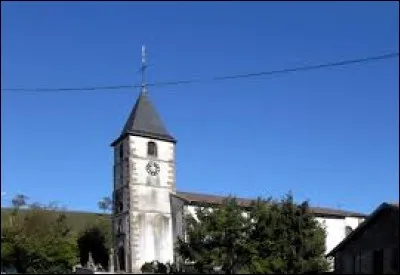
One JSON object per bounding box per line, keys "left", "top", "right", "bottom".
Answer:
{"left": 1, "top": 2, "right": 398, "bottom": 214}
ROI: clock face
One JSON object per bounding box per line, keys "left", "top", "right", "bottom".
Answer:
{"left": 146, "top": 161, "right": 160, "bottom": 176}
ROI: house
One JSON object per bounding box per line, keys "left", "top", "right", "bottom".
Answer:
{"left": 327, "top": 202, "right": 399, "bottom": 274}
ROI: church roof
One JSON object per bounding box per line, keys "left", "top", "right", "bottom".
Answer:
{"left": 111, "top": 92, "right": 176, "bottom": 146}
{"left": 174, "top": 191, "right": 367, "bottom": 218}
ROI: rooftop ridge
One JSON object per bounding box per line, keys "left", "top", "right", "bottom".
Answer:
{"left": 175, "top": 190, "right": 367, "bottom": 218}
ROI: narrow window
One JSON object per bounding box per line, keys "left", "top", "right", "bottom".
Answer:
{"left": 119, "top": 144, "right": 123, "bottom": 159}
{"left": 147, "top": 141, "right": 157, "bottom": 157}
{"left": 391, "top": 248, "right": 398, "bottom": 272}
{"left": 117, "top": 219, "right": 123, "bottom": 235}
{"left": 373, "top": 249, "right": 384, "bottom": 274}
{"left": 115, "top": 190, "right": 123, "bottom": 214}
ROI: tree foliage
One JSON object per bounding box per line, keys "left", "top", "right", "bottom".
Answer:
{"left": 1, "top": 197, "right": 78, "bottom": 274}
{"left": 141, "top": 261, "right": 177, "bottom": 274}
{"left": 177, "top": 198, "right": 249, "bottom": 274}
{"left": 11, "top": 194, "right": 28, "bottom": 209}
{"left": 98, "top": 196, "right": 112, "bottom": 213}
{"left": 176, "top": 193, "right": 330, "bottom": 274}
{"left": 77, "top": 216, "right": 112, "bottom": 270}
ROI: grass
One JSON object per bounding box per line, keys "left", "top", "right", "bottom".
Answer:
{"left": 1, "top": 207, "right": 111, "bottom": 233}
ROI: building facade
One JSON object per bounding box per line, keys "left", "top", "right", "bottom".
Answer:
{"left": 111, "top": 91, "right": 367, "bottom": 273}
{"left": 327, "top": 203, "right": 399, "bottom": 274}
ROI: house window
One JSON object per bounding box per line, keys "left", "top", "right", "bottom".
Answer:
{"left": 147, "top": 141, "right": 157, "bottom": 157}
{"left": 345, "top": 226, "right": 353, "bottom": 236}
{"left": 391, "top": 248, "right": 399, "bottom": 272}
{"left": 355, "top": 251, "right": 362, "bottom": 273}
{"left": 373, "top": 249, "right": 384, "bottom": 274}
{"left": 352, "top": 254, "right": 357, "bottom": 274}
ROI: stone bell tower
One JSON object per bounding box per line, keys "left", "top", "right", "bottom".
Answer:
{"left": 110, "top": 46, "right": 176, "bottom": 272}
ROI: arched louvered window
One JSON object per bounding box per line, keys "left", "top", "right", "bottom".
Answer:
{"left": 147, "top": 141, "right": 157, "bottom": 157}
{"left": 345, "top": 225, "right": 353, "bottom": 236}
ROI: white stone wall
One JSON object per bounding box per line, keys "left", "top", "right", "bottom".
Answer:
{"left": 138, "top": 212, "right": 174, "bottom": 264}
{"left": 125, "top": 135, "right": 175, "bottom": 271}
{"left": 316, "top": 216, "right": 364, "bottom": 255}
{"left": 129, "top": 136, "right": 175, "bottom": 162}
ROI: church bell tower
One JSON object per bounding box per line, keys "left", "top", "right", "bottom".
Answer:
{"left": 110, "top": 46, "right": 176, "bottom": 272}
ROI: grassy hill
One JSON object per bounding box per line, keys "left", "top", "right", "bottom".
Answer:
{"left": 1, "top": 207, "right": 111, "bottom": 233}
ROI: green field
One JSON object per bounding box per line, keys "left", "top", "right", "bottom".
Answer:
{"left": 1, "top": 207, "right": 112, "bottom": 233}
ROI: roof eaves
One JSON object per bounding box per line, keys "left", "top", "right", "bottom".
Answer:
{"left": 326, "top": 202, "right": 394, "bottom": 257}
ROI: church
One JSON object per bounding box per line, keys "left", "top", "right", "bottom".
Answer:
{"left": 110, "top": 50, "right": 367, "bottom": 273}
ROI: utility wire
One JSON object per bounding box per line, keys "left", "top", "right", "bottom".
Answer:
{"left": 2, "top": 52, "right": 398, "bottom": 93}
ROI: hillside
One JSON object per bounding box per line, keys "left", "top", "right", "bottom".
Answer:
{"left": 1, "top": 207, "right": 111, "bottom": 233}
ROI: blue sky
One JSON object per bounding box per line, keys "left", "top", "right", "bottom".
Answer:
{"left": 1, "top": 2, "right": 398, "bottom": 214}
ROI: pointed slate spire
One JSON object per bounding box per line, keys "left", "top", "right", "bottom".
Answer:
{"left": 111, "top": 46, "right": 176, "bottom": 146}
{"left": 117, "top": 92, "right": 176, "bottom": 143}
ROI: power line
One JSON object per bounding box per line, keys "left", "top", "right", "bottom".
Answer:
{"left": 2, "top": 52, "right": 398, "bottom": 93}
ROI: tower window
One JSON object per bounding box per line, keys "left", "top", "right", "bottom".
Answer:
{"left": 115, "top": 190, "right": 123, "bottom": 214}
{"left": 117, "top": 219, "right": 123, "bottom": 235}
{"left": 119, "top": 144, "right": 123, "bottom": 159}
{"left": 147, "top": 141, "right": 157, "bottom": 157}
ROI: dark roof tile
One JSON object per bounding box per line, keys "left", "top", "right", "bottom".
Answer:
{"left": 111, "top": 92, "right": 176, "bottom": 146}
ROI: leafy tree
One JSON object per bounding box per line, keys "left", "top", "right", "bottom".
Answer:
{"left": 98, "top": 196, "right": 112, "bottom": 213}
{"left": 77, "top": 217, "right": 112, "bottom": 270}
{"left": 177, "top": 197, "right": 249, "bottom": 274}
{"left": 11, "top": 194, "right": 28, "bottom": 209}
{"left": 140, "top": 261, "right": 171, "bottom": 273}
{"left": 177, "top": 193, "right": 330, "bottom": 274}
{"left": 8, "top": 194, "right": 29, "bottom": 226}
{"left": 1, "top": 203, "right": 78, "bottom": 274}
{"left": 246, "top": 194, "right": 329, "bottom": 273}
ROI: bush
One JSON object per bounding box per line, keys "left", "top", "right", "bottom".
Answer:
{"left": 141, "top": 261, "right": 178, "bottom": 274}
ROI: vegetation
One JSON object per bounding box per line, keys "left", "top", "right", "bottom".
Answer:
{"left": 1, "top": 207, "right": 110, "bottom": 234}
{"left": 1, "top": 192, "right": 330, "bottom": 274}
{"left": 1, "top": 194, "right": 112, "bottom": 274}
{"left": 176, "top": 193, "right": 330, "bottom": 274}
{"left": 77, "top": 217, "right": 112, "bottom": 270}
{"left": 141, "top": 261, "right": 178, "bottom": 274}
{"left": 1, "top": 198, "right": 78, "bottom": 274}
{"left": 98, "top": 196, "right": 112, "bottom": 213}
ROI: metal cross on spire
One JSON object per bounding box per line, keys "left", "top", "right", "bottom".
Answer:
{"left": 141, "top": 45, "right": 147, "bottom": 94}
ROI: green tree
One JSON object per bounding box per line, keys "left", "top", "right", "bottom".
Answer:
{"left": 11, "top": 194, "right": 28, "bottom": 209}
{"left": 1, "top": 203, "right": 78, "bottom": 274}
{"left": 77, "top": 217, "right": 112, "bottom": 270}
{"left": 98, "top": 196, "right": 112, "bottom": 213}
{"left": 177, "top": 193, "right": 330, "bottom": 274}
{"left": 246, "top": 194, "right": 329, "bottom": 273}
{"left": 177, "top": 197, "right": 249, "bottom": 274}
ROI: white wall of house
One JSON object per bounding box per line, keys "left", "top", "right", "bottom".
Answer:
{"left": 316, "top": 216, "right": 364, "bottom": 255}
